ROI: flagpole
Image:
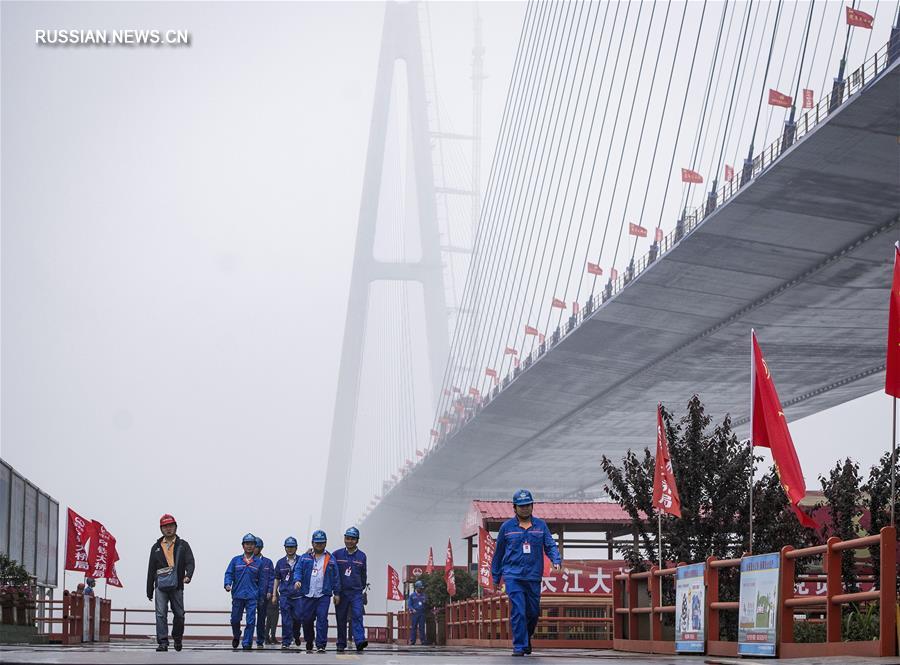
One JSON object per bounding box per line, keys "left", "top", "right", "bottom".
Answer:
{"left": 748, "top": 438, "right": 754, "bottom": 555}
{"left": 657, "top": 512, "right": 663, "bottom": 569}
{"left": 749, "top": 329, "right": 755, "bottom": 555}
{"left": 892, "top": 396, "right": 897, "bottom": 526}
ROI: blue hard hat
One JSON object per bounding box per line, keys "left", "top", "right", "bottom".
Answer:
{"left": 255, "top": 537, "right": 264, "bottom": 548}
{"left": 284, "top": 537, "right": 298, "bottom": 548}
{"left": 513, "top": 489, "right": 534, "bottom": 506}
{"left": 414, "top": 580, "right": 424, "bottom": 589}
{"left": 242, "top": 533, "right": 256, "bottom": 544}
{"left": 344, "top": 526, "right": 360, "bottom": 539}
{"left": 311, "top": 529, "right": 327, "bottom": 543}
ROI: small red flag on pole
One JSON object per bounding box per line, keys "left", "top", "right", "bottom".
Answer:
{"left": 628, "top": 223, "right": 648, "bottom": 238}
{"left": 802, "top": 89, "right": 814, "bottom": 108}
{"left": 538, "top": 333, "right": 545, "bottom": 344}
{"left": 846, "top": 6, "right": 874, "bottom": 28}
{"left": 477, "top": 528, "right": 496, "bottom": 591}
{"left": 610, "top": 268, "right": 619, "bottom": 281}
{"left": 387, "top": 565, "right": 404, "bottom": 600}
{"left": 652, "top": 404, "right": 682, "bottom": 518}
{"left": 445, "top": 539, "right": 456, "bottom": 597}
{"left": 680, "top": 168, "right": 703, "bottom": 184}
{"left": 655, "top": 227, "right": 664, "bottom": 243}
{"left": 751, "top": 331, "right": 817, "bottom": 528}
{"left": 551, "top": 297, "right": 566, "bottom": 309}
{"left": 768, "top": 89, "right": 793, "bottom": 108}
{"left": 524, "top": 325, "right": 540, "bottom": 336}
{"left": 504, "top": 346, "right": 519, "bottom": 356}
{"left": 587, "top": 262, "right": 603, "bottom": 275}
{"left": 468, "top": 387, "right": 480, "bottom": 397}
{"left": 572, "top": 301, "right": 580, "bottom": 315}
{"left": 724, "top": 164, "right": 735, "bottom": 182}
{"left": 430, "top": 428, "right": 439, "bottom": 437}
{"left": 485, "top": 367, "right": 497, "bottom": 378}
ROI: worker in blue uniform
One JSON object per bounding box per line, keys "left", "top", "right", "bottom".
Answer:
{"left": 332, "top": 526, "right": 368, "bottom": 653}
{"left": 407, "top": 580, "right": 428, "bottom": 645}
{"left": 293, "top": 530, "right": 341, "bottom": 653}
{"left": 224, "top": 533, "right": 265, "bottom": 650}
{"left": 273, "top": 537, "right": 303, "bottom": 649}
{"left": 491, "top": 489, "right": 561, "bottom": 657}
{"left": 253, "top": 537, "right": 275, "bottom": 648}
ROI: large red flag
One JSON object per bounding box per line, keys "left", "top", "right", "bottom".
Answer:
{"left": 477, "top": 528, "right": 496, "bottom": 591}
{"left": 652, "top": 404, "right": 682, "bottom": 517}
{"left": 885, "top": 243, "right": 900, "bottom": 397}
{"left": 751, "top": 331, "right": 817, "bottom": 528}
{"left": 445, "top": 539, "right": 456, "bottom": 597}
{"left": 426, "top": 547, "right": 434, "bottom": 574}
{"left": 386, "top": 565, "right": 403, "bottom": 601}
{"left": 628, "top": 223, "right": 648, "bottom": 238}
{"left": 768, "top": 89, "right": 793, "bottom": 108}
{"left": 87, "top": 520, "right": 117, "bottom": 579}
{"left": 846, "top": 6, "right": 874, "bottom": 28}
{"left": 65, "top": 508, "right": 94, "bottom": 573}
{"left": 681, "top": 168, "right": 703, "bottom": 184}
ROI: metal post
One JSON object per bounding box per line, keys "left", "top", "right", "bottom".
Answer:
{"left": 657, "top": 513, "right": 663, "bottom": 569}
{"left": 748, "top": 438, "right": 754, "bottom": 553}
{"left": 892, "top": 397, "right": 896, "bottom": 526}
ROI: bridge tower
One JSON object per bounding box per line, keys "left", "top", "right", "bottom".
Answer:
{"left": 320, "top": 1, "right": 450, "bottom": 532}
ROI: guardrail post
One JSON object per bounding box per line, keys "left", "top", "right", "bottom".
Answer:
{"left": 627, "top": 573, "right": 638, "bottom": 640}
{"left": 780, "top": 545, "right": 796, "bottom": 647}
{"left": 649, "top": 565, "right": 662, "bottom": 643}
{"left": 387, "top": 611, "right": 394, "bottom": 644}
{"left": 878, "top": 526, "right": 897, "bottom": 657}
{"left": 613, "top": 573, "right": 624, "bottom": 640}
{"left": 825, "top": 536, "right": 841, "bottom": 644}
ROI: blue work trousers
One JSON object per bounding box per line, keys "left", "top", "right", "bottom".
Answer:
{"left": 335, "top": 589, "right": 365, "bottom": 649}
{"left": 301, "top": 595, "right": 331, "bottom": 648}
{"left": 505, "top": 578, "right": 541, "bottom": 653}
{"left": 255, "top": 596, "right": 271, "bottom": 645}
{"left": 230, "top": 597, "right": 257, "bottom": 648}
{"left": 410, "top": 612, "right": 427, "bottom": 645}
{"left": 278, "top": 596, "right": 303, "bottom": 646}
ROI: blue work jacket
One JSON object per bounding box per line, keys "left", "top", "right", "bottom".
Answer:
{"left": 274, "top": 555, "right": 302, "bottom": 599}
{"left": 292, "top": 550, "right": 342, "bottom": 598}
{"left": 407, "top": 590, "right": 427, "bottom": 614}
{"left": 490, "top": 517, "right": 561, "bottom": 583}
{"left": 224, "top": 554, "right": 265, "bottom": 600}
{"left": 257, "top": 555, "right": 274, "bottom": 598}
{"left": 332, "top": 547, "right": 367, "bottom": 592}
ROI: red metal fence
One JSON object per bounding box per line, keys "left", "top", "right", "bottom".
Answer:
{"left": 35, "top": 591, "right": 111, "bottom": 644}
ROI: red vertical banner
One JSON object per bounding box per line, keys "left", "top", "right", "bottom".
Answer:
{"left": 477, "top": 528, "right": 496, "bottom": 591}
{"left": 885, "top": 244, "right": 900, "bottom": 397}
{"left": 65, "top": 508, "right": 94, "bottom": 573}
{"left": 445, "top": 539, "right": 456, "bottom": 597}
{"left": 572, "top": 301, "right": 580, "bottom": 315}
{"left": 387, "top": 565, "right": 403, "bottom": 601}
{"left": 107, "top": 541, "right": 123, "bottom": 588}
{"left": 87, "top": 521, "right": 116, "bottom": 579}
{"left": 652, "top": 404, "right": 682, "bottom": 517}
{"left": 425, "top": 547, "right": 434, "bottom": 574}
{"left": 802, "top": 89, "right": 814, "bottom": 108}
{"left": 724, "top": 164, "right": 735, "bottom": 182}
{"left": 655, "top": 227, "right": 664, "bottom": 243}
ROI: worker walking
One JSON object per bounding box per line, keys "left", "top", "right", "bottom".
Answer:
{"left": 253, "top": 537, "right": 275, "bottom": 648}
{"left": 332, "top": 526, "right": 368, "bottom": 653}
{"left": 293, "top": 530, "right": 341, "bottom": 653}
{"left": 224, "top": 533, "right": 265, "bottom": 651}
{"left": 491, "top": 489, "right": 561, "bottom": 657}
{"left": 273, "top": 537, "right": 303, "bottom": 649}
{"left": 407, "top": 580, "right": 428, "bottom": 645}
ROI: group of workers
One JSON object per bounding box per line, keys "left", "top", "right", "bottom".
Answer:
{"left": 224, "top": 527, "right": 369, "bottom": 652}
{"left": 148, "top": 488, "right": 557, "bottom": 657}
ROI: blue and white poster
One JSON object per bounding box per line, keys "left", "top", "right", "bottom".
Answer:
{"left": 675, "top": 563, "right": 706, "bottom": 653}
{"left": 738, "top": 553, "right": 780, "bottom": 656}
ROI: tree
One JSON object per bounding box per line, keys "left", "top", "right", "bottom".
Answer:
{"left": 861, "top": 451, "right": 900, "bottom": 593}
{"left": 819, "top": 458, "right": 862, "bottom": 593}
{"left": 414, "top": 569, "right": 478, "bottom": 609}
{"left": 751, "top": 466, "right": 817, "bottom": 565}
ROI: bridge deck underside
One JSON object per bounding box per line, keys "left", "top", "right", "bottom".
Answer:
{"left": 371, "top": 60, "right": 900, "bottom": 525}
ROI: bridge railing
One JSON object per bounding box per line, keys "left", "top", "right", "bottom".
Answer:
{"left": 428, "top": 38, "right": 897, "bottom": 448}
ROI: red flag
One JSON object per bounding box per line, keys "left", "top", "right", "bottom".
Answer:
{"left": 724, "top": 164, "right": 735, "bottom": 182}
{"left": 107, "top": 561, "right": 123, "bottom": 588}
{"left": 445, "top": 539, "right": 456, "bottom": 597}
{"left": 87, "top": 520, "right": 116, "bottom": 580}
{"left": 768, "top": 89, "right": 792, "bottom": 108}
{"left": 477, "top": 528, "right": 496, "bottom": 591}
{"left": 655, "top": 227, "right": 664, "bottom": 243}
{"left": 485, "top": 367, "right": 497, "bottom": 378}
{"left": 652, "top": 404, "right": 682, "bottom": 517}
{"left": 751, "top": 331, "right": 817, "bottom": 528}
{"left": 426, "top": 547, "right": 434, "bottom": 574}
{"left": 65, "top": 508, "right": 94, "bottom": 573}
{"left": 513, "top": 357, "right": 520, "bottom": 368}
{"left": 681, "top": 168, "right": 703, "bottom": 184}
{"left": 572, "top": 301, "right": 580, "bottom": 315}
{"left": 846, "top": 6, "right": 874, "bottom": 28}
{"left": 504, "top": 347, "right": 519, "bottom": 356}
{"left": 587, "top": 262, "right": 603, "bottom": 276}
{"left": 551, "top": 297, "right": 566, "bottom": 309}
{"left": 610, "top": 268, "right": 619, "bottom": 281}
{"left": 387, "top": 565, "right": 404, "bottom": 601}
{"left": 885, "top": 243, "right": 900, "bottom": 397}
{"left": 430, "top": 429, "right": 439, "bottom": 437}
{"left": 524, "top": 325, "right": 539, "bottom": 336}
{"left": 628, "top": 223, "right": 648, "bottom": 238}
{"left": 802, "top": 89, "right": 814, "bottom": 108}
{"left": 468, "top": 387, "right": 480, "bottom": 397}
{"left": 538, "top": 333, "right": 545, "bottom": 344}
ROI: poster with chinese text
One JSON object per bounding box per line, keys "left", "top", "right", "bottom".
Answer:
{"left": 738, "top": 553, "right": 780, "bottom": 656}
{"left": 675, "top": 563, "right": 705, "bottom": 653}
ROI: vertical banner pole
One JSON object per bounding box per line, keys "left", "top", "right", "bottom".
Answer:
{"left": 749, "top": 438, "right": 754, "bottom": 554}
{"left": 892, "top": 396, "right": 897, "bottom": 526}
{"left": 658, "top": 512, "right": 663, "bottom": 569}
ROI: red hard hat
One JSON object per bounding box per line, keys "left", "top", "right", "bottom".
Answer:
{"left": 160, "top": 514, "right": 177, "bottom": 526}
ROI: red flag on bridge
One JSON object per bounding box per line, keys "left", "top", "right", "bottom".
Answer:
{"left": 445, "top": 539, "right": 457, "bottom": 597}
{"left": 628, "top": 223, "right": 648, "bottom": 238}
{"left": 587, "top": 262, "right": 603, "bottom": 276}
{"left": 551, "top": 298, "right": 566, "bottom": 309}
{"left": 524, "top": 325, "right": 540, "bottom": 336}
{"left": 485, "top": 367, "right": 497, "bottom": 378}
{"left": 426, "top": 547, "right": 434, "bottom": 574}
{"left": 884, "top": 243, "right": 900, "bottom": 397}
{"left": 681, "top": 168, "right": 703, "bottom": 184}
{"left": 724, "top": 164, "right": 735, "bottom": 182}
{"left": 610, "top": 268, "right": 619, "bottom": 281}
{"left": 387, "top": 565, "right": 404, "bottom": 601}
{"left": 438, "top": 416, "right": 450, "bottom": 425}
{"left": 430, "top": 429, "right": 439, "bottom": 437}
{"left": 477, "top": 527, "right": 496, "bottom": 591}
{"left": 504, "top": 346, "right": 519, "bottom": 356}
{"left": 751, "top": 331, "right": 817, "bottom": 528}
{"left": 107, "top": 559, "right": 123, "bottom": 588}
{"left": 652, "top": 404, "right": 682, "bottom": 518}
{"left": 87, "top": 520, "right": 117, "bottom": 580}
{"left": 802, "top": 89, "right": 814, "bottom": 108}
{"left": 65, "top": 508, "right": 94, "bottom": 573}
{"left": 846, "top": 6, "right": 874, "bottom": 28}
{"left": 572, "top": 301, "right": 580, "bottom": 315}
{"left": 468, "top": 387, "right": 480, "bottom": 397}
{"left": 655, "top": 227, "right": 664, "bottom": 243}
{"left": 538, "top": 333, "right": 546, "bottom": 344}
{"left": 768, "top": 89, "right": 793, "bottom": 108}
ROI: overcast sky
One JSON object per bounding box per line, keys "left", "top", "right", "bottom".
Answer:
{"left": 2, "top": 0, "right": 896, "bottom": 612}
